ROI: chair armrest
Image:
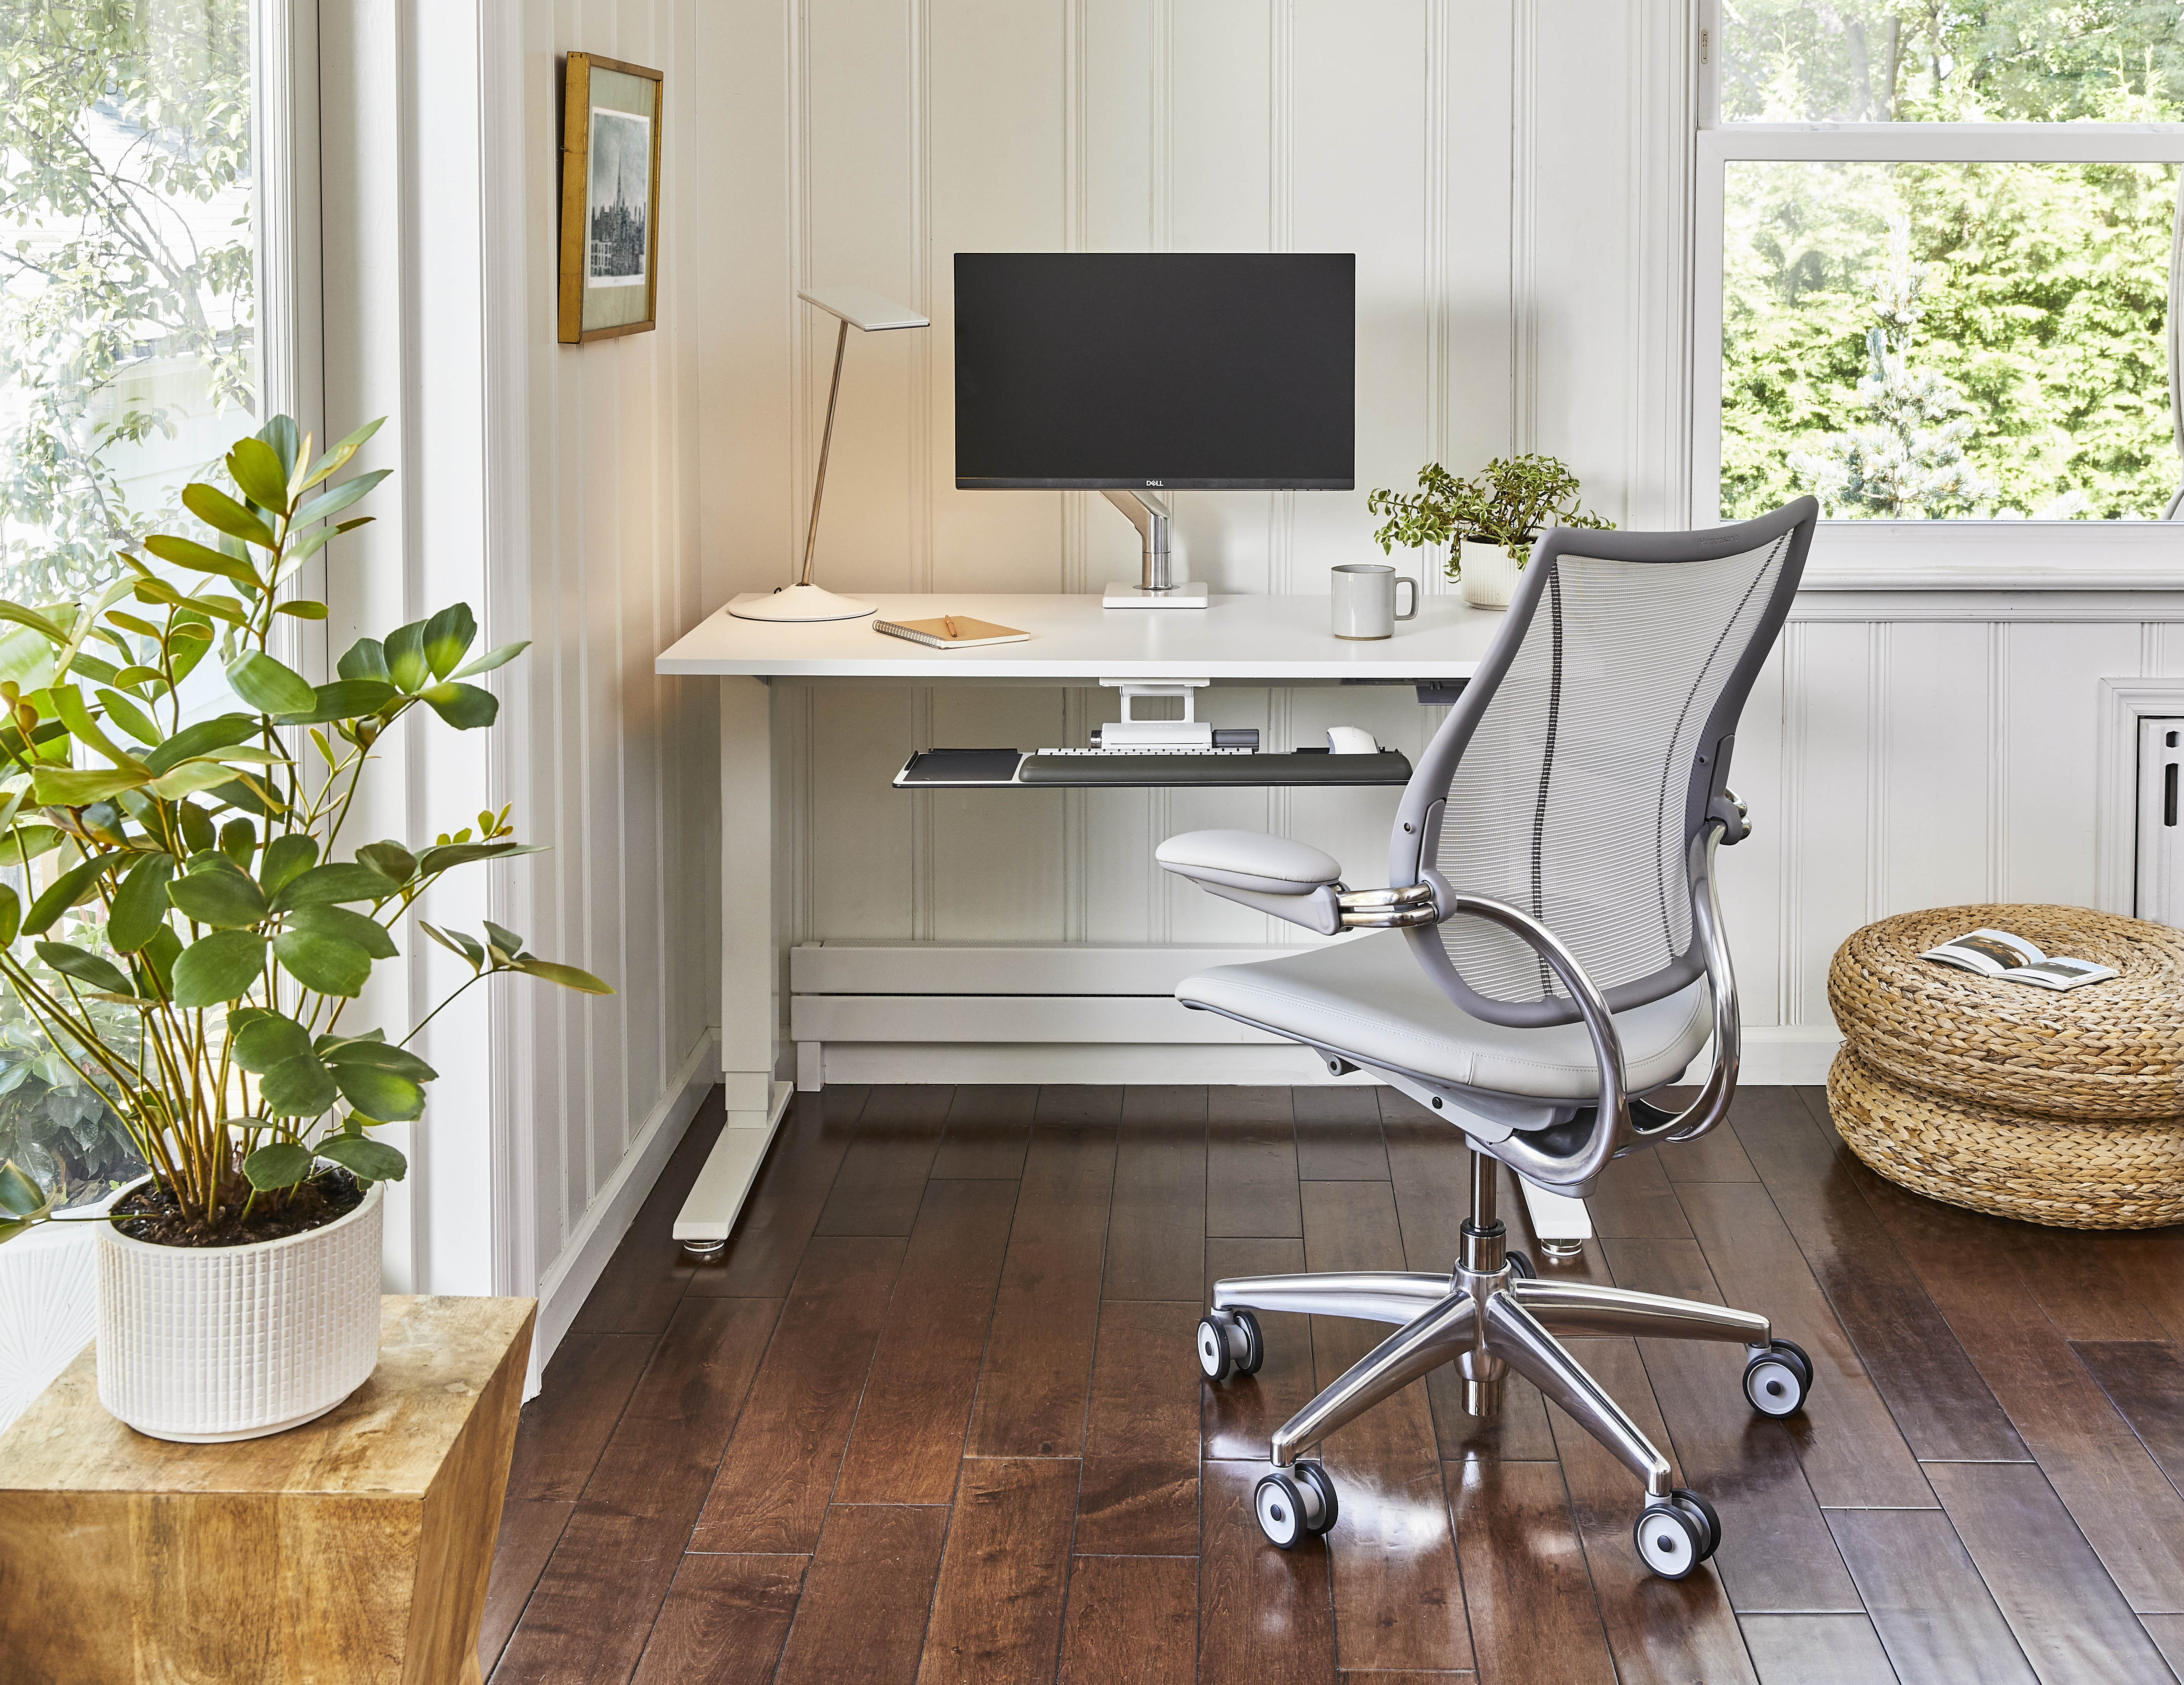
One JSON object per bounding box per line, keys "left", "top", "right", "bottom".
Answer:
{"left": 1157, "top": 830, "right": 1346, "bottom": 936}
{"left": 1156, "top": 830, "right": 1343, "bottom": 895}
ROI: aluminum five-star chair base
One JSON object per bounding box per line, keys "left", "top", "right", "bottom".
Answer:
{"left": 1196, "top": 1149, "right": 1814, "bottom": 1579}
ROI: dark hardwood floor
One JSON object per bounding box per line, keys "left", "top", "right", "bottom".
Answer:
{"left": 481, "top": 1083, "right": 2184, "bottom": 1684}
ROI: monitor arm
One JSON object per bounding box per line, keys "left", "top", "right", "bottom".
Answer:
{"left": 1101, "top": 489, "right": 1175, "bottom": 593}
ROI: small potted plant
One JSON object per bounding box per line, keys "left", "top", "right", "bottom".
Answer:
{"left": 1369, "top": 453, "right": 1614, "bottom": 609}
{"left": 0, "top": 414, "right": 609, "bottom": 1442}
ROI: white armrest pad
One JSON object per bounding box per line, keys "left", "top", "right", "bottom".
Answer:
{"left": 1156, "top": 829, "right": 1343, "bottom": 896}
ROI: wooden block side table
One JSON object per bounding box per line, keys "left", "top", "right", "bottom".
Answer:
{"left": 0, "top": 1294, "right": 536, "bottom": 1685}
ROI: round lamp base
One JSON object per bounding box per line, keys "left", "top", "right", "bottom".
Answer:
{"left": 726, "top": 584, "right": 877, "bottom": 623}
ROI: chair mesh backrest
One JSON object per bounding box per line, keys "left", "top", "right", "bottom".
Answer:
{"left": 1427, "top": 530, "right": 1797, "bottom": 1016}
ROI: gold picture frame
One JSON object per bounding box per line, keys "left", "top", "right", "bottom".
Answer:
{"left": 557, "top": 53, "right": 663, "bottom": 344}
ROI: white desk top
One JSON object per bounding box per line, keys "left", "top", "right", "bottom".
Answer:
{"left": 656, "top": 593, "right": 1503, "bottom": 680}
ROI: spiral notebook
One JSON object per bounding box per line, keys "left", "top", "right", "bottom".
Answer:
{"left": 874, "top": 615, "right": 1030, "bottom": 649}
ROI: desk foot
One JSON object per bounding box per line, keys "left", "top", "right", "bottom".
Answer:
{"left": 671, "top": 1080, "right": 795, "bottom": 1259}
{"left": 1517, "top": 1176, "right": 1595, "bottom": 1261}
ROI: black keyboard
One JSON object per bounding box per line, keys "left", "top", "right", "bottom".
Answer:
{"left": 894, "top": 748, "right": 1413, "bottom": 788}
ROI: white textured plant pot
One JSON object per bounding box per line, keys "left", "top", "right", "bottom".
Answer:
{"left": 95, "top": 1179, "right": 383, "bottom": 1442}
{"left": 1459, "top": 538, "right": 1524, "bottom": 610}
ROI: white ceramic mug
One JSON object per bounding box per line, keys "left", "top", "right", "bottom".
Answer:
{"left": 1330, "top": 563, "right": 1418, "bottom": 639}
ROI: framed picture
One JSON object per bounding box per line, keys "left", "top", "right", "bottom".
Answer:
{"left": 557, "top": 53, "right": 663, "bottom": 344}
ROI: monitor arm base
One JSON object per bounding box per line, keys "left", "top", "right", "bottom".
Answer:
{"left": 1101, "top": 489, "right": 1206, "bottom": 606}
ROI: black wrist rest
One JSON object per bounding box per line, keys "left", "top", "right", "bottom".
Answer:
{"left": 894, "top": 748, "right": 1413, "bottom": 788}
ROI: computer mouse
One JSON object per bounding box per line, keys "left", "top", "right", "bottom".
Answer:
{"left": 1326, "top": 726, "right": 1379, "bottom": 755}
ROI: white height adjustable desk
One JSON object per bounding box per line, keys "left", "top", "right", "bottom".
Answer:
{"left": 654, "top": 592, "right": 1505, "bottom": 1253}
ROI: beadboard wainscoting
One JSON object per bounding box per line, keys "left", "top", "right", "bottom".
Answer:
{"left": 683, "top": 0, "right": 2184, "bottom": 1086}
{"left": 318, "top": 0, "right": 723, "bottom": 1376}
{"left": 776, "top": 603, "right": 2184, "bottom": 1087}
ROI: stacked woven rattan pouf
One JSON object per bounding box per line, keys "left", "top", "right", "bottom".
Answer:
{"left": 1827, "top": 904, "right": 2184, "bottom": 1229}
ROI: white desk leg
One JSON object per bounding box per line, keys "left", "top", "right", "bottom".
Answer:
{"left": 674, "top": 676, "right": 792, "bottom": 1259}
{"left": 1516, "top": 1176, "right": 1593, "bottom": 1261}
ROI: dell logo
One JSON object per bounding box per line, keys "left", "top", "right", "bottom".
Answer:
{"left": 1146, "top": 479, "right": 1164, "bottom": 487}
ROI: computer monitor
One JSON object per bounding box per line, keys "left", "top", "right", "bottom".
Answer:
{"left": 953, "top": 252, "right": 1355, "bottom": 606}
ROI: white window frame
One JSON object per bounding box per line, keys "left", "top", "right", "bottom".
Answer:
{"left": 1693, "top": 4, "right": 2184, "bottom": 585}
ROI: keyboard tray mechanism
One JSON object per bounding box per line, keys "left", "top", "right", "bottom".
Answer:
{"left": 894, "top": 747, "right": 1414, "bottom": 788}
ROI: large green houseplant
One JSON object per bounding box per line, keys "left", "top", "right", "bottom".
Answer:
{"left": 0, "top": 414, "right": 608, "bottom": 1439}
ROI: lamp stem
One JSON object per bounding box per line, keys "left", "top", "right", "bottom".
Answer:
{"left": 800, "top": 316, "right": 851, "bottom": 586}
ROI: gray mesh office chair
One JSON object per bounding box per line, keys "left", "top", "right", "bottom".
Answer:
{"left": 1162, "top": 497, "right": 1818, "bottom": 1580}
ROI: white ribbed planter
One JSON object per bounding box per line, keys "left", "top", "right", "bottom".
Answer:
{"left": 95, "top": 1178, "right": 383, "bottom": 1443}
{"left": 1459, "top": 538, "right": 1526, "bottom": 609}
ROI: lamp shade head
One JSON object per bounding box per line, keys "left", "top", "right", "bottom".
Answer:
{"left": 797, "top": 286, "right": 929, "bottom": 332}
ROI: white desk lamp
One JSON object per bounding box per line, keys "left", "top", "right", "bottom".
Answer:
{"left": 728, "top": 286, "right": 931, "bottom": 623}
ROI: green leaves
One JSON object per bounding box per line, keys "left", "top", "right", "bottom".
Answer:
{"left": 517, "top": 960, "right": 616, "bottom": 994}
{"left": 288, "top": 904, "right": 398, "bottom": 958}
{"left": 338, "top": 638, "right": 390, "bottom": 684}
{"left": 144, "top": 713, "right": 256, "bottom": 776}
{"left": 226, "top": 436, "right": 291, "bottom": 516}
{"left": 258, "top": 833, "right": 318, "bottom": 897}
{"left": 270, "top": 862, "right": 398, "bottom": 911}
{"left": 272, "top": 678, "right": 396, "bottom": 725}
{"left": 32, "top": 766, "right": 144, "bottom": 806}
{"left": 260, "top": 1053, "right": 340, "bottom": 1115}
{"left": 0, "top": 1160, "right": 53, "bottom": 1244}
{"left": 142, "top": 533, "right": 259, "bottom": 589}
{"left": 181, "top": 482, "right": 276, "bottom": 551}
{"left": 356, "top": 841, "right": 417, "bottom": 885}
{"left": 421, "top": 921, "right": 615, "bottom": 994}
{"left": 416, "top": 839, "right": 537, "bottom": 875}
{"left": 316, "top": 1136, "right": 407, "bottom": 1183}
{"left": 225, "top": 650, "right": 316, "bottom": 715}
{"left": 170, "top": 929, "right": 268, "bottom": 1007}
{"left": 166, "top": 857, "right": 269, "bottom": 928}
{"left": 23, "top": 854, "right": 121, "bottom": 935}
{"left": 422, "top": 604, "right": 476, "bottom": 679}
{"left": 243, "top": 1142, "right": 315, "bottom": 1190}
{"left": 419, "top": 682, "right": 498, "bottom": 730}
{"left": 273, "top": 927, "right": 372, "bottom": 996}
{"left": 0, "top": 885, "right": 20, "bottom": 950}
{"left": 384, "top": 622, "right": 429, "bottom": 693}
{"left": 330, "top": 1063, "right": 425, "bottom": 1122}
{"left": 232, "top": 1010, "right": 314, "bottom": 1072}
{"left": 34, "top": 941, "right": 133, "bottom": 997}
{"left": 290, "top": 469, "right": 389, "bottom": 532}
{"left": 109, "top": 854, "right": 175, "bottom": 952}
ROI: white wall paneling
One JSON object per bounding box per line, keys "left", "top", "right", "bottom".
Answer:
{"left": 689, "top": 2, "right": 2184, "bottom": 1091}
{"left": 316, "top": 0, "right": 735, "bottom": 1381}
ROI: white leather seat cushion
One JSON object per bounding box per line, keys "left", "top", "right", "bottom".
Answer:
{"left": 1178, "top": 932, "right": 1710, "bottom": 1101}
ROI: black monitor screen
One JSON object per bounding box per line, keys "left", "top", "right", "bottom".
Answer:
{"left": 954, "top": 253, "right": 1354, "bottom": 490}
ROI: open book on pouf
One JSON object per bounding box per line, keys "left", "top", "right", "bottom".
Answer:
{"left": 1920, "top": 927, "right": 2118, "bottom": 991}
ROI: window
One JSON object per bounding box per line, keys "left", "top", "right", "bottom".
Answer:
{"left": 0, "top": 0, "right": 258, "bottom": 603}
{"left": 1696, "top": 0, "right": 2184, "bottom": 542}
{"left": 0, "top": 0, "right": 260, "bottom": 1208}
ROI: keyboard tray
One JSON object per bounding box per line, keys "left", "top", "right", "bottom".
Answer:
{"left": 894, "top": 747, "right": 1413, "bottom": 788}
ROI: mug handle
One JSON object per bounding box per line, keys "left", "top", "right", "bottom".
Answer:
{"left": 1395, "top": 577, "right": 1419, "bottom": 621}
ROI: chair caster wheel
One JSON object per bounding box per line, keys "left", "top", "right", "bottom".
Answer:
{"left": 1743, "top": 1338, "right": 1813, "bottom": 1417}
{"left": 1505, "top": 1249, "right": 1536, "bottom": 1280}
{"left": 1255, "top": 1459, "right": 1338, "bottom": 1549}
{"left": 1197, "top": 1309, "right": 1264, "bottom": 1381}
{"left": 1634, "top": 1499, "right": 1709, "bottom": 1579}
{"left": 1670, "top": 1487, "right": 1720, "bottom": 1560}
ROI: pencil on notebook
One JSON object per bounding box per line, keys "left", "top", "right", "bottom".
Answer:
{"left": 944, "top": 616, "right": 959, "bottom": 638}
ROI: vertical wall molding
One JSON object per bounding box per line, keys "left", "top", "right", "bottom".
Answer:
{"left": 1508, "top": 0, "right": 1537, "bottom": 453}
{"left": 909, "top": 0, "right": 934, "bottom": 592}
{"left": 1866, "top": 620, "right": 1890, "bottom": 919}
{"left": 1986, "top": 622, "right": 2009, "bottom": 898}
{"left": 1778, "top": 622, "right": 1806, "bottom": 1022}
